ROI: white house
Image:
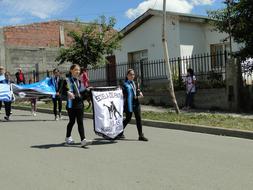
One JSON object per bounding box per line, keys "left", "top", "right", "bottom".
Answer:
{"left": 89, "top": 9, "right": 243, "bottom": 86}
{"left": 115, "top": 9, "right": 241, "bottom": 63}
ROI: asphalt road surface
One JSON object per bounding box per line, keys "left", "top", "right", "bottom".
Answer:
{"left": 0, "top": 110, "right": 253, "bottom": 190}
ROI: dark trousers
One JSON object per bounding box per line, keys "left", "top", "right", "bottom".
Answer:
{"left": 66, "top": 108, "right": 85, "bottom": 141}
{"left": 4, "top": 101, "right": 11, "bottom": 117}
{"left": 123, "top": 106, "right": 143, "bottom": 136}
{"left": 185, "top": 92, "right": 195, "bottom": 108}
{"left": 0, "top": 101, "right": 2, "bottom": 110}
{"left": 52, "top": 97, "right": 62, "bottom": 116}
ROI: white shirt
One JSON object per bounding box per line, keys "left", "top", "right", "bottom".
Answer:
{"left": 186, "top": 75, "right": 196, "bottom": 93}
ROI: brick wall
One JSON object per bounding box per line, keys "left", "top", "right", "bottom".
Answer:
{"left": 3, "top": 20, "right": 82, "bottom": 48}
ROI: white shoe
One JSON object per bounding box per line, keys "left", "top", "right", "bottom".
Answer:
{"left": 33, "top": 112, "right": 36, "bottom": 116}
{"left": 81, "top": 139, "right": 92, "bottom": 147}
{"left": 65, "top": 137, "right": 75, "bottom": 145}
{"left": 55, "top": 116, "right": 59, "bottom": 121}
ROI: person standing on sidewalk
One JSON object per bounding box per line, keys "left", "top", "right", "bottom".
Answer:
{"left": 15, "top": 68, "right": 26, "bottom": 84}
{"left": 118, "top": 69, "right": 148, "bottom": 141}
{"left": 63, "top": 64, "right": 92, "bottom": 147}
{"left": 51, "top": 69, "right": 64, "bottom": 120}
{"left": 184, "top": 68, "right": 196, "bottom": 110}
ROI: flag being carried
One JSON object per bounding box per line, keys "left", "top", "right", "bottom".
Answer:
{"left": 92, "top": 87, "right": 124, "bottom": 139}
{"left": 0, "top": 84, "right": 12, "bottom": 102}
{"left": 12, "top": 77, "right": 56, "bottom": 100}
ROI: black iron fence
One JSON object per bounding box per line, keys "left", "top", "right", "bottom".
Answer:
{"left": 8, "top": 51, "right": 228, "bottom": 90}
{"left": 89, "top": 51, "right": 228, "bottom": 89}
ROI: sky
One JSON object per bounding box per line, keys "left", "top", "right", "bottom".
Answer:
{"left": 0, "top": 0, "right": 225, "bottom": 30}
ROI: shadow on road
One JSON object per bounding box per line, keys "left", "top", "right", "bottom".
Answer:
{"left": 31, "top": 139, "right": 117, "bottom": 149}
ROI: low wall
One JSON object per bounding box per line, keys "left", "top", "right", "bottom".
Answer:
{"left": 141, "top": 88, "right": 228, "bottom": 110}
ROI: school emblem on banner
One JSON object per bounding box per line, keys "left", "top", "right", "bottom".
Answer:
{"left": 91, "top": 87, "right": 124, "bottom": 139}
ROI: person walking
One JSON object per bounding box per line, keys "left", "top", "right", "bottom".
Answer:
{"left": 118, "top": 69, "right": 148, "bottom": 141}
{"left": 80, "top": 67, "right": 89, "bottom": 88}
{"left": 29, "top": 77, "right": 37, "bottom": 116}
{"left": 51, "top": 69, "right": 63, "bottom": 120}
{"left": 0, "top": 67, "right": 12, "bottom": 121}
{"left": 184, "top": 68, "right": 197, "bottom": 110}
{"left": 15, "top": 68, "right": 26, "bottom": 84}
{"left": 63, "top": 64, "right": 92, "bottom": 147}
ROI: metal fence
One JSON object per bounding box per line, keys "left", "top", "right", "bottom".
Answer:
{"left": 8, "top": 51, "right": 228, "bottom": 90}
{"left": 89, "top": 51, "right": 228, "bottom": 89}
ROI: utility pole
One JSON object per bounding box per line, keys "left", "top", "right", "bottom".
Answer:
{"left": 225, "top": 0, "right": 233, "bottom": 57}
{"left": 162, "top": 0, "right": 180, "bottom": 114}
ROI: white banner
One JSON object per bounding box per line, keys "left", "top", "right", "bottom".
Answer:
{"left": 92, "top": 87, "right": 124, "bottom": 139}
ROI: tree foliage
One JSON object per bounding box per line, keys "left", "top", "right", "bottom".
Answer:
{"left": 208, "top": 0, "right": 253, "bottom": 59}
{"left": 56, "top": 16, "right": 122, "bottom": 68}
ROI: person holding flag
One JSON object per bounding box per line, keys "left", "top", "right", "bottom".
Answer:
{"left": 0, "top": 67, "right": 12, "bottom": 121}
{"left": 118, "top": 69, "right": 148, "bottom": 141}
{"left": 50, "top": 69, "right": 64, "bottom": 120}
{"left": 63, "top": 64, "right": 92, "bottom": 147}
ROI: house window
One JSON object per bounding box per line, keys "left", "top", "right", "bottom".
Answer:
{"left": 210, "top": 43, "right": 229, "bottom": 68}
{"left": 128, "top": 50, "right": 148, "bottom": 64}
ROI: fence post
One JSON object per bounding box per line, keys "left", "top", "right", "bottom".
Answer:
{"left": 177, "top": 57, "right": 181, "bottom": 84}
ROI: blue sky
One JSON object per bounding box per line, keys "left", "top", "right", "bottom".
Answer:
{"left": 0, "top": 0, "right": 225, "bottom": 30}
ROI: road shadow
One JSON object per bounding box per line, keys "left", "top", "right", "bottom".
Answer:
{"left": 31, "top": 139, "right": 117, "bottom": 149}
{"left": 0, "top": 119, "right": 55, "bottom": 122}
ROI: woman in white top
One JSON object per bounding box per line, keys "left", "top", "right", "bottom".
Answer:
{"left": 184, "top": 68, "right": 196, "bottom": 109}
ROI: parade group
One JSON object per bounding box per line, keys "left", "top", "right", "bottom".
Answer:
{"left": 0, "top": 64, "right": 149, "bottom": 148}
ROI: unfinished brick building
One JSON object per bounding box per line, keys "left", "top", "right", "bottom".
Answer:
{"left": 0, "top": 20, "right": 84, "bottom": 76}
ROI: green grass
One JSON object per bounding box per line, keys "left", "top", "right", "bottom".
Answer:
{"left": 13, "top": 102, "right": 253, "bottom": 131}
{"left": 142, "top": 111, "right": 253, "bottom": 131}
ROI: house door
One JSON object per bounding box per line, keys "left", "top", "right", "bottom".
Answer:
{"left": 106, "top": 55, "right": 117, "bottom": 86}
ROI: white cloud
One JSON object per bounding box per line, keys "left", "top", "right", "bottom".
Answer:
{"left": 1, "top": 0, "right": 71, "bottom": 19}
{"left": 126, "top": 0, "right": 215, "bottom": 19}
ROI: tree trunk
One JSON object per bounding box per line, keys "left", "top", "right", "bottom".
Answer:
{"left": 162, "top": 0, "right": 180, "bottom": 114}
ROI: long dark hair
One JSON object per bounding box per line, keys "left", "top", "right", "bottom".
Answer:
{"left": 187, "top": 68, "right": 194, "bottom": 77}
{"left": 125, "top": 69, "right": 134, "bottom": 81}
{"left": 68, "top": 64, "right": 80, "bottom": 77}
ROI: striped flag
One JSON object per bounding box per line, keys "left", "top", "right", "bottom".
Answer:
{"left": 12, "top": 77, "right": 56, "bottom": 100}
{"left": 0, "top": 84, "right": 12, "bottom": 102}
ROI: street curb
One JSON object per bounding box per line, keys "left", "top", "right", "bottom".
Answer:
{"left": 12, "top": 105, "right": 253, "bottom": 140}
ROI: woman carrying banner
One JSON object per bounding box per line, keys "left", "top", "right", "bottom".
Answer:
{"left": 118, "top": 69, "right": 148, "bottom": 141}
{"left": 63, "top": 64, "right": 92, "bottom": 147}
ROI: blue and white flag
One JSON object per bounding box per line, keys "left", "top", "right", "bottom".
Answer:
{"left": 0, "top": 84, "right": 12, "bottom": 102}
{"left": 12, "top": 77, "right": 56, "bottom": 99}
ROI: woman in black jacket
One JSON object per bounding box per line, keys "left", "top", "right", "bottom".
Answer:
{"left": 64, "top": 64, "right": 92, "bottom": 147}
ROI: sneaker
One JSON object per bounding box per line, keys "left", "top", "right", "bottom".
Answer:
{"left": 138, "top": 135, "right": 148, "bottom": 141}
{"left": 59, "top": 113, "right": 63, "bottom": 120}
{"left": 55, "top": 116, "right": 59, "bottom": 121}
{"left": 4, "top": 116, "right": 9, "bottom": 121}
{"left": 117, "top": 133, "right": 125, "bottom": 139}
{"left": 65, "top": 137, "right": 75, "bottom": 145}
{"left": 33, "top": 112, "right": 36, "bottom": 116}
{"left": 81, "top": 139, "right": 92, "bottom": 147}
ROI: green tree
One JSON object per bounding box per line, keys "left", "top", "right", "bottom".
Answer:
{"left": 208, "top": 0, "right": 253, "bottom": 59}
{"left": 56, "top": 16, "right": 122, "bottom": 68}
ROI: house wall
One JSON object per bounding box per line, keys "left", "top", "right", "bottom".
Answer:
{"left": 115, "top": 15, "right": 241, "bottom": 63}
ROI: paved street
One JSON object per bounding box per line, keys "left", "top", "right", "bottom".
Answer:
{"left": 0, "top": 110, "right": 253, "bottom": 190}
